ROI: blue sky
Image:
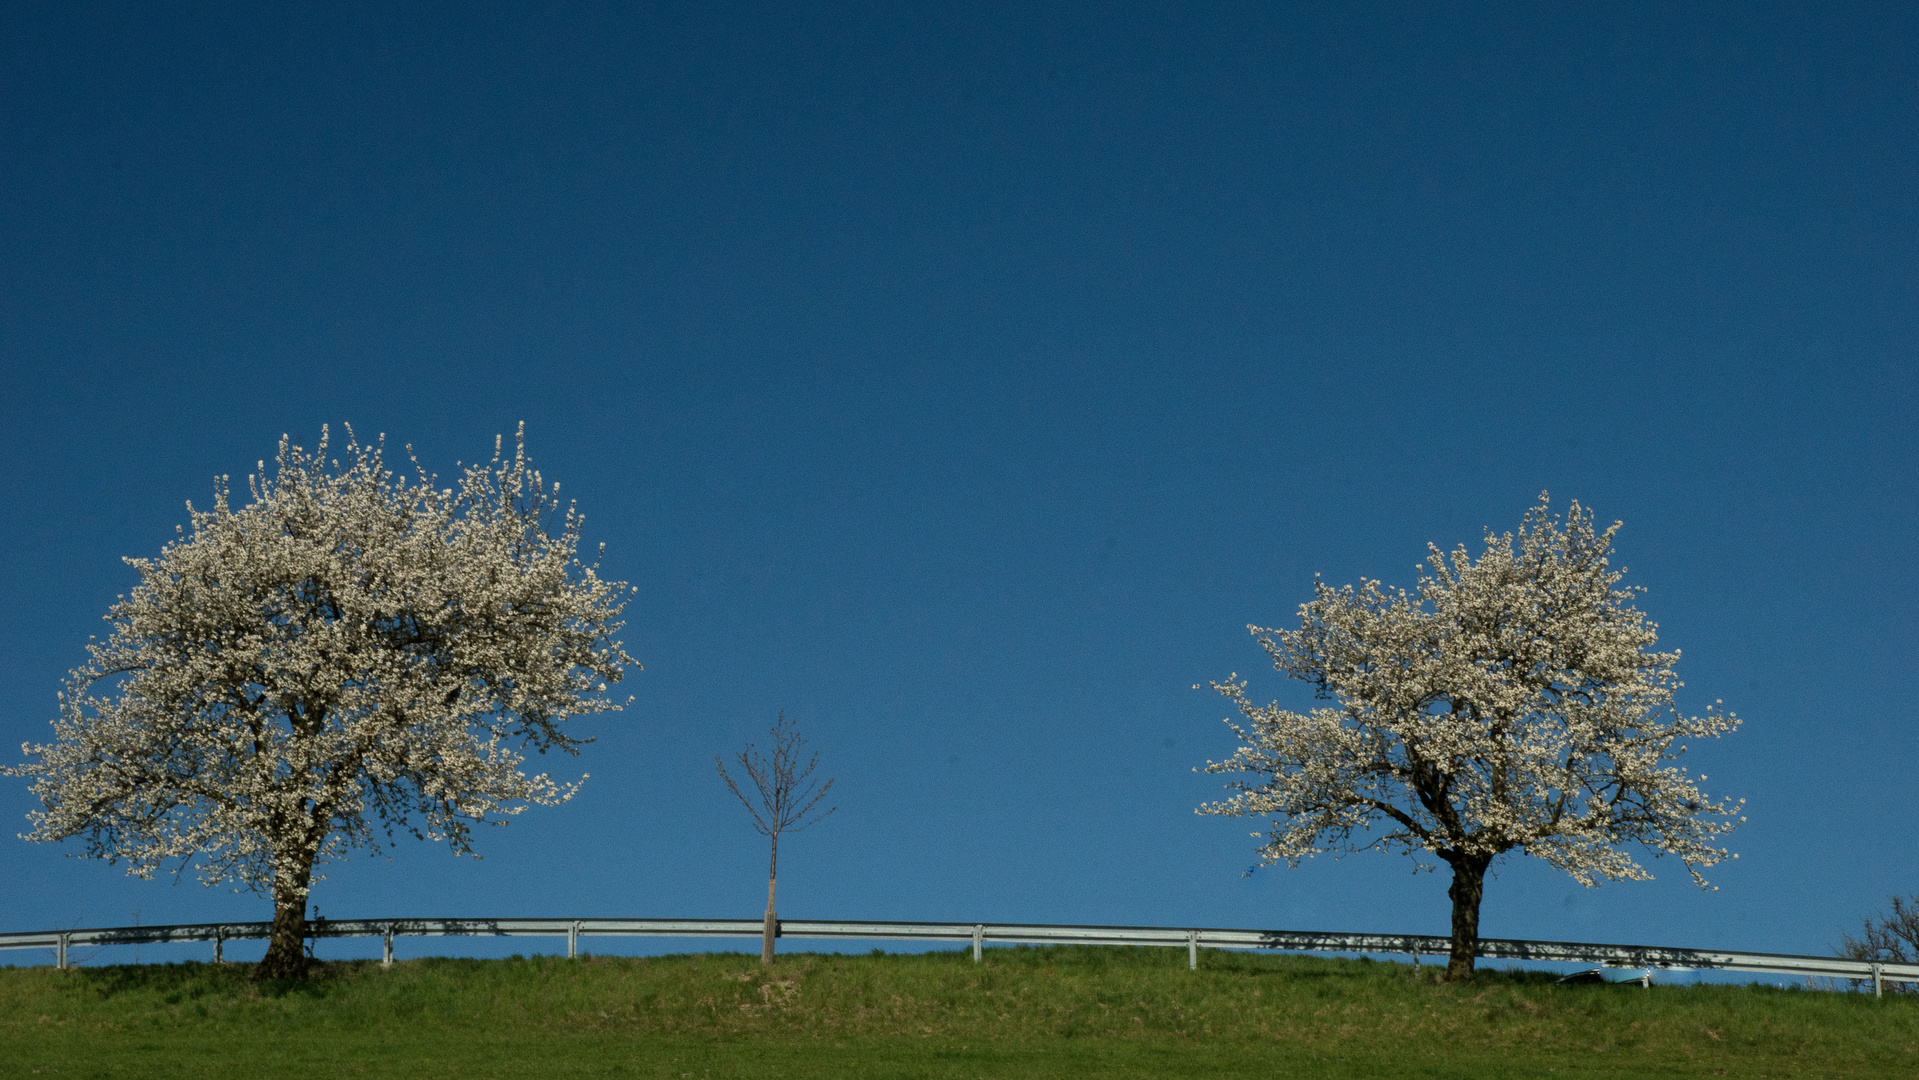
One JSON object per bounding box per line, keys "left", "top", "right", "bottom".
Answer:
{"left": 2, "top": 3, "right": 1914, "bottom": 969}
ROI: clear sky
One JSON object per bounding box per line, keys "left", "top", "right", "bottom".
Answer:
{"left": 2, "top": 3, "right": 1914, "bottom": 969}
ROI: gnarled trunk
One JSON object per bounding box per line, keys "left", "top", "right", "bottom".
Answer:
{"left": 1444, "top": 852, "right": 1492, "bottom": 982}
{"left": 256, "top": 852, "right": 314, "bottom": 981}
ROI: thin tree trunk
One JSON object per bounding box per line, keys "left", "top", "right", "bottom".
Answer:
{"left": 1444, "top": 852, "right": 1492, "bottom": 982}
{"left": 256, "top": 854, "right": 314, "bottom": 981}
{"left": 761, "top": 832, "right": 779, "bottom": 968}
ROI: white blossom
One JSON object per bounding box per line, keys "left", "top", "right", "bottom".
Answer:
{"left": 12, "top": 424, "right": 634, "bottom": 976}
{"left": 1199, "top": 495, "right": 1743, "bottom": 978}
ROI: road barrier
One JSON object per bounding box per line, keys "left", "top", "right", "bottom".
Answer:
{"left": 4, "top": 916, "right": 1914, "bottom": 995}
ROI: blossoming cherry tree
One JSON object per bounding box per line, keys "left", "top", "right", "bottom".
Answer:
{"left": 15, "top": 425, "right": 635, "bottom": 979}
{"left": 1200, "top": 495, "right": 1744, "bottom": 980}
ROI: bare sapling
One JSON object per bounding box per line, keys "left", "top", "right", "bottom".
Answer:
{"left": 718, "top": 712, "right": 835, "bottom": 967}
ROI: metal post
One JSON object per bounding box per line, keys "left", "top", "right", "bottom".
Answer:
{"left": 57, "top": 933, "right": 68, "bottom": 971}
{"left": 1188, "top": 930, "right": 1199, "bottom": 971}
{"left": 568, "top": 921, "right": 579, "bottom": 959}
{"left": 382, "top": 927, "right": 394, "bottom": 968}
{"left": 1873, "top": 963, "right": 1883, "bottom": 998}
{"left": 214, "top": 928, "right": 223, "bottom": 965}
{"left": 972, "top": 925, "right": 983, "bottom": 963}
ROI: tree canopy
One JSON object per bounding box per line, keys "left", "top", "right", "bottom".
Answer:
{"left": 1200, "top": 495, "right": 1744, "bottom": 979}
{"left": 15, "top": 425, "right": 634, "bottom": 978}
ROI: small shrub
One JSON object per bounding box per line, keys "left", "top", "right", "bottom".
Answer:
{"left": 1839, "top": 893, "right": 1919, "bottom": 995}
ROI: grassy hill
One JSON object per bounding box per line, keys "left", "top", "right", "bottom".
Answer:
{"left": 3, "top": 945, "right": 1913, "bottom": 1078}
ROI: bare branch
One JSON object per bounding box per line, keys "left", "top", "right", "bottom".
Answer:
{"left": 719, "top": 711, "right": 836, "bottom": 842}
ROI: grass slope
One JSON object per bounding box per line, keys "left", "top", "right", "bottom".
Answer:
{"left": 3, "top": 946, "right": 1914, "bottom": 1078}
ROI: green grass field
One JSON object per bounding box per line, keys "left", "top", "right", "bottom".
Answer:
{"left": 3, "top": 946, "right": 1913, "bottom": 1078}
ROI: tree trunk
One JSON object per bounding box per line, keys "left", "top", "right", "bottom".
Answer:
{"left": 1444, "top": 852, "right": 1492, "bottom": 982}
{"left": 761, "top": 833, "right": 779, "bottom": 968}
{"left": 256, "top": 862, "right": 314, "bottom": 981}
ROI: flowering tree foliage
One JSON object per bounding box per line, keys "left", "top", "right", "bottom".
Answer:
{"left": 14, "top": 425, "right": 634, "bottom": 979}
{"left": 1199, "top": 495, "right": 1743, "bottom": 980}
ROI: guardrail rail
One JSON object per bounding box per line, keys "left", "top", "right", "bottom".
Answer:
{"left": 5, "top": 917, "right": 1914, "bottom": 996}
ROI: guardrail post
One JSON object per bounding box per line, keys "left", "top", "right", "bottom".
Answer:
{"left": 1188, "top": 930, "right": 1198, "bottom": 971}
{"left": 214, "top": 927, "right": 223, "bottom": 965}
{"left": 568, "top": 921, "right": 580, "bottom": 960}
{"left": 1872, "top": 962, "right": 1883, "bottom": 998}
{"left": 382, "top": 926, "right": 394, "bottom": 968}
{"left": 972, "top": 925, "right": 983, "bottom": 963}
{"left": 57, "top": 933, "right": 68, "bottom": 971}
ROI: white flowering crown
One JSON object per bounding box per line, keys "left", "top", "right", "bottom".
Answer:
{"left": 1201, "top": 494, "right": 1744, "bottom": 890}
{"left": 15, "top": 424, "right": 636, "bottom": 904}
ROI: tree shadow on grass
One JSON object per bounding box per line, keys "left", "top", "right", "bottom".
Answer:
{"left": 69, "top": 960, "right": 368, "bottom": 1003}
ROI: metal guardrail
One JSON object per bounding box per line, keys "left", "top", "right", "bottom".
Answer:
{"left": 5, "top": 917, "right": 1915, "bottom": 995}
